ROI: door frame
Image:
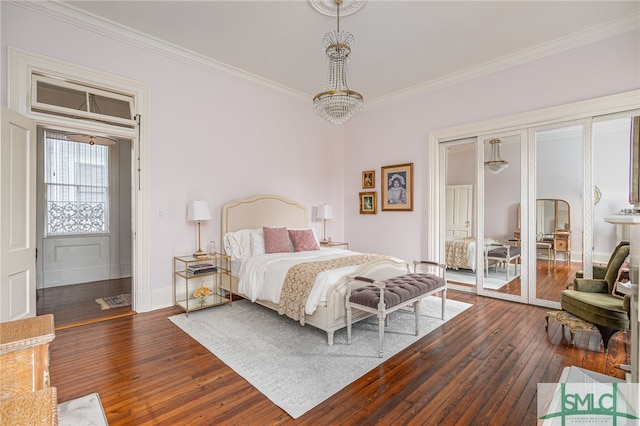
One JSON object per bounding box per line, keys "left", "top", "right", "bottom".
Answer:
{"left": 7, "top": 47, "right": 152, "bottom": 313}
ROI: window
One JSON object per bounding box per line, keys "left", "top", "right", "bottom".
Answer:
{"left": 32, "top": 75, "right": 135, "bottom": 128}
{"left": 44, "top": 131, "right": 110, "bottom": 236}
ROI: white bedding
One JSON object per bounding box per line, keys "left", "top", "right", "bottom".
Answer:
{"left": 238, "top": 248, "right": 371, "bottom": 315}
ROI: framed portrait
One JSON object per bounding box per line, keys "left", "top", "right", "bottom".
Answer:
{"left": 359, "top": 191, "right": 376, "bottom": 214}
{"left": 362, "top": 170, "right": 375, "bottom": 189}
{"left": 381, "top": 163, "right": 413, "bottom": 211}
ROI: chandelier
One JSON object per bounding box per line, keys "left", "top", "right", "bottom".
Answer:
{"left": 484, "top": 138, "right": 509, "bottom": 174}
{"left": 312, "top": 0, "right": 363, "bottom": 126}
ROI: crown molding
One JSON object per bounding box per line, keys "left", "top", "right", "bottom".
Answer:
{"left": 431, "top": 90, "right": 640, "bottom": 143}
{"left": 367, "top": 12, "right": 640, "bottom": 109}
{"left": 12, "top": 1, "right": 639, "bottom": 111}
{"left": 12, "top": 0, "right": 310, "bottom": 104}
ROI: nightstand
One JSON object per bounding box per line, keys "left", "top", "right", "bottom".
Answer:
{"left": 173, "top": 254, "right": 232, "bottom": 316}
{"left": 553, "top": 231, "right": 571, "bottom": 263}
{"left": 320, "top": 241, "right": 349, "bottom": 249}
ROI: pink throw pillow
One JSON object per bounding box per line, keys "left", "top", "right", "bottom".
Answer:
{"left": 263, "top": 227, "right": 291, "bottom": 253}
{"left": 289, "top": 229, "right": 320, "bottom": 252}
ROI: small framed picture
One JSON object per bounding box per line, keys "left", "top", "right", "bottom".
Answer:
{"left": 359, "top": 191, "right": 377, "bottom": 214}
{"left": 362, "top": 170, "right": 375, "bottom": 189}
{"left": 381, "top": 163, "right": 413, "bottom": 211}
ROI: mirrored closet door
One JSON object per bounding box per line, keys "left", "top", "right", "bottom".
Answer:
{"left": 442, "top": 132, "right": 526, "bottom": 304}
{"left": 443, "top": 138, "right": 478, "bottom": 291}
{"left": 432, "top": 92, "right": 639, "bottom": 308}
{"left": 531, "top": 123, "right": 585, "bottom": 306}
{"left": 481, "top": 133, "right": 523, "bottom": 300}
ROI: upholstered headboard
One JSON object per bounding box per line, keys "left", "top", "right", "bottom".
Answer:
{"left": 221, "top": 194, "right": 309, "bottom": 235}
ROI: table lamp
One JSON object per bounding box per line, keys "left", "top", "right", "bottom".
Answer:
{"left": 317, "top": 204, "right": 333, "bottom": 243}
{"left": 187, "top": 200, "right": 211, "bottom": 258}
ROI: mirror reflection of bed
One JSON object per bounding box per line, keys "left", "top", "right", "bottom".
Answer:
{"left": 444, "top": 236, "right": 521, "bottom": 291}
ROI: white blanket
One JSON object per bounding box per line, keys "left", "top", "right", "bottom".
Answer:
{"left": 238, "top": 248, "right": 366, "bottom": 315}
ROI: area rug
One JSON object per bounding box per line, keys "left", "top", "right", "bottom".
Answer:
{"left": 95, "top": 293, "right": 131, "bottom": 310}
{"left": 57, "top": 393, "right": 108, "bottom": 426}
{"left": 447, "top": 266, "right": 519, "bottom": 290}
{"left": 169, "top": 296, "right": 471, "bottom": 418}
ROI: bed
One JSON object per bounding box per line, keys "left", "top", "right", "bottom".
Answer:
{"left": 221, "top": 194, "right": 411, "bottom": 345}
{"left": 445, "top": 236, "right": 501, "bottom": 271}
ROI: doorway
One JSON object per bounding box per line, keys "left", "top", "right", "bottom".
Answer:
{"left": 35, "top": 128, "right": 134, "bottom": 328}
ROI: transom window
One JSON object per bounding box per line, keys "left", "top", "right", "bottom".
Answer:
{"left": 44, "top": 131, "right": 110, "bottom": 236}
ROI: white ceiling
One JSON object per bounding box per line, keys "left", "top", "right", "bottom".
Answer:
{"left": 60, "top": 1, "right": 639, "bottom": 105}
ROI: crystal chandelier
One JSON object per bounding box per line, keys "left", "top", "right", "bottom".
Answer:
{"left": 485, "top": 138, "right": 509, "bottom": 174}
{"left": 313, "top": 0, "right": 363, "bottom": 126}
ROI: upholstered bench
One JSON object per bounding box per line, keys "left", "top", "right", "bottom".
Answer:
{"left": 346, "top": 260, "right": 447, "bottom": 357}
{"left": 545, "top": 310, "right": 601, "bottom": 348}
{"left": 485, "top": 244, "right": 521, "bottom": 280}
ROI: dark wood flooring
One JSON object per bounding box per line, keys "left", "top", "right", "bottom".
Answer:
{"left": 37, "top": 278, "right": 133, "bottom": 329}
{"left": 49, "top": 289, "right": 630, "bottom": 425}
{"left": 450, "top": 260, "right": 581, "bottom": 302}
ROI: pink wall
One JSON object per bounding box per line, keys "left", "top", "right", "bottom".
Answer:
{"left": 2, "top": 3, "right": 639, "bottom": 295}
{"left": 345, "top": 30, "right": 640, "bottom": 262}
{"left": 1, "top": 3, "right": 346, "bottom": 294}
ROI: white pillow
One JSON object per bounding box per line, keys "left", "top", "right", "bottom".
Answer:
{"left": 250, "top": 229, "right": 265, "bottom": 256}
{"left": 223, "top": 229, "right": 259, "bottom": 261}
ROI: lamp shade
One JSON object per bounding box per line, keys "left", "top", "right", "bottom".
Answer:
{"left": 187, "top": 200, "right": 211, "bottom": 221}
{"left": 317, "top": 204, "right": 333, "bottom": 220}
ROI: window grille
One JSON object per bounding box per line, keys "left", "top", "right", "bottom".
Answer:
{"left": 44, "top": 131, "right": 110, "bottom": 236}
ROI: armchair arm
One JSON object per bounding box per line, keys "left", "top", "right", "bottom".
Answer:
{"left": 623, "top": 294, "right": 631, "bottom": 314}
{"left": 573, "top": 278, "right": 608, "bottom": 294}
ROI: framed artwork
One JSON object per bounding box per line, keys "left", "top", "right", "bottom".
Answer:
{"left": 359, "top": 191, "right": 376, "bottom": 214}
{"left": 381, "top": 163, "right": 413, "bottom": 211}
{"left": 362, "top": 170, "right": 375, "bottom": 189}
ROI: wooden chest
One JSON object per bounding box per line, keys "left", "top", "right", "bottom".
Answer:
{"left": 0, "top": 314, "right": 55, "bottom": 399}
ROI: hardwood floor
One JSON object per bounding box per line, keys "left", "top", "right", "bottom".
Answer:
{"left": 450, "top": 260, "right": 582, "bottom": 302}
{"left": 496, "top": 261, "right": 582, "bottom": 301}
{"left": 49, "top": 289, "right": 630, "bottom": 425}
{"left": 37, "top": 278, "right": 133, "bottom": 329}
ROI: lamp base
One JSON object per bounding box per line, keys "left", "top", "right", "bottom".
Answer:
{"left": 193, "top": 250, "right": 208, "bottom": 259}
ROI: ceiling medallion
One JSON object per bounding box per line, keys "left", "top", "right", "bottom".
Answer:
{"left": 308, "top": 0, "right": 366, "bottom": 17}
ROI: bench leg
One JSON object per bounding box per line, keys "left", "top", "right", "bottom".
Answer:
{"left": 414, "top": 300, "right": 420, "bottom": 336}
{"left": 441, "top": 289, "right": 446, "bottom": 320}
{"left": 346, "top": 305, "right": 352, "bottom": 345}
{"left": 378, "top": 312, "right": 385, "bottom": 358}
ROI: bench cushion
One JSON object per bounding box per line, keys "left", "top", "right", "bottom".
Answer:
{"left": 487, "top": 246, "right": 520, "bottom": 258}
{"left": 349, "top": 273, "right": 444, "bottom": 309}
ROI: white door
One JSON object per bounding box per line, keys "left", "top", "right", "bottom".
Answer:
{"left": 445, "top": 185, "right": 473, "bottom": 238}
{"left": 1, "top": 107, "right": 37, "bottom": 322}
